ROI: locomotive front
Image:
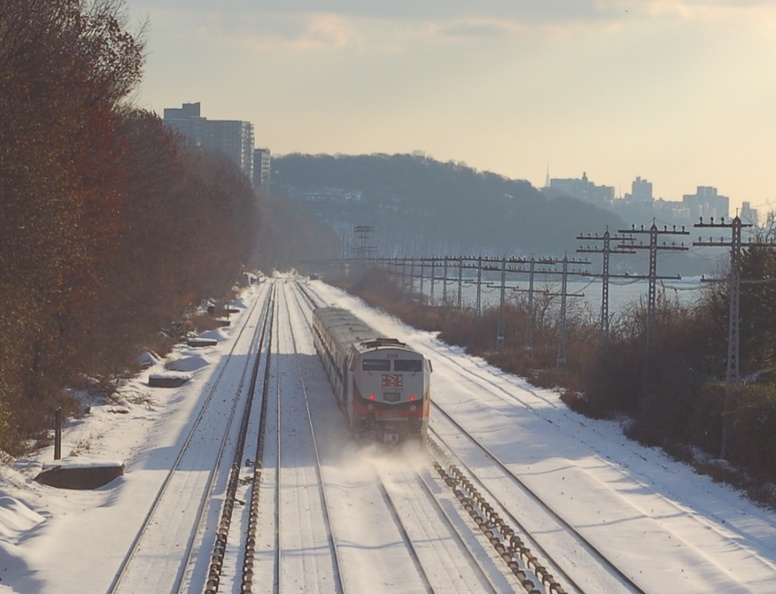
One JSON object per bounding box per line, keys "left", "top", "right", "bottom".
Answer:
{"left": 350, "top": 338, "right": 431, "bottom": 444}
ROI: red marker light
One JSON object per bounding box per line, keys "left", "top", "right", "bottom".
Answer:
{"left": 409, "top": 395, "right": 416, "bottom": 401}
{"left": 369, "top": 394, "right": 376, "bottom": 400}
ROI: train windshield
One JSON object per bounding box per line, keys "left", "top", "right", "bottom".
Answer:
{"left": 393, "top": 359, "right": 423, "bottom": 372}
{"left": 362, "top": 359, "right": 391, "bottom": 371}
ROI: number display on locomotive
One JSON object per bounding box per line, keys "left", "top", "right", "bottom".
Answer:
{"left": 312, "top": 307, "right": 431, "bottom": 444}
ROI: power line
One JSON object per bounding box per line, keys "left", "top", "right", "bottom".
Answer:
{"left": 618, "top": 221, "right": 689, "bottom": 352}
{"left": 694, "top": 215, "right": 776, "bottom": 459}
{"left": 577, "top": 227, "right": 636, "bottom": 341}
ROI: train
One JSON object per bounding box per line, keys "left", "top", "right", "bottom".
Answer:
{"left": 312, "top": 307, "right": 431, "bottom": 444}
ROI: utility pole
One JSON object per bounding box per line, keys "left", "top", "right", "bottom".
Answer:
{"left": 693, "top": 215, "right": 776, "bottom": 459}
{"left": 352, "top": 225, "right": 375, "bottom": 266}
{"left": 390, "top": 252, "right": 586, "bottom": 355}
{"left": 476, "top": 256, "right": 483, "bottom": 316}
{"left": 552, "top": 254, "right": 590, "bottom": 366}
{"left": 525, "top": 256, "right": 536, "bottom": 351}
{"left": 430, "top": 257, "right": 436, "bottom": 304}
{"left": 457, "top": 257, "right": 464, "bottom": 310}
{"left": 419, "top": 258, "right": 426, "bottom": 299}
{"left": 557, "top": 255, "right": 570, "bottom": 367}
{"left": 480, "top": 254, "right": 587, "bottom": 355}
{"left": 442, "top": 257, "right": 449, "bottom": 304}
{"left": 496, "top": 256, "right": 507, "bottom": 350}
{"left": 577, "top": 227, "right": 637, "bottom": 341}
{"left": 409, "top": 258, "right": 416, "bottom": 298}
{"left": 619, "top": 221, "right": 689, "bottom": 353}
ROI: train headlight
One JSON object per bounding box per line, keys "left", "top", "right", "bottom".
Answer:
{"left": 410, "top": 405, "right": 417, "bottom": 412}
{"left": 367, "top": 404, "right": 374, "bottom": 410}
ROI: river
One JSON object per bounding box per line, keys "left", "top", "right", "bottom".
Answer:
{"left": 410, "top": 275, "right": 707, "bottom": 317}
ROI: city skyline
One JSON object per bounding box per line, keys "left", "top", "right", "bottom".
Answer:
{"left": 123, "top": 1, "right": 776, "bottom": 216}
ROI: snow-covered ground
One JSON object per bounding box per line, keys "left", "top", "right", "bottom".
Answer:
{"left": 0, "top": 276, "right": 774, "bottom": 593}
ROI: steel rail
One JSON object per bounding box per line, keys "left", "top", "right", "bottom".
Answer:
{"left": 411, "top": 463, "right": 512, "bottom": 593}
{"left": 283, "top": 282, "right": 346, "bottom": 593}
{"left": 293, "top": 280, "right": 500, "bottom": 594}
{"left": 239, "top": 286, "right": 276, "bottom": 592}
{"left": 272, "top": 293, "right": 282, "bottom": 594}
{"left": 108, "top": 284, "right": 272, "bottom": 594}
{"left": 294, "top": 280, "right": 552, "bottom": 592}
{"left": 430, "top": 405, "right": 645, "bottom": 593}
{"left": 372, "top": 471, "right": 436, "bottom": 594}
{"left": 427, "top": 430, "right": 571, "bottom": 594}
{"left": 203, "top": 284, "right": 275, "bottom": 593}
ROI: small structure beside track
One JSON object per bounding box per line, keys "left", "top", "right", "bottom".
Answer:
{"left": 148, "top": 373, "right": 190, "bottom": 388}
{"left": 35, "top": 458, "right": 124, "bottom": 490}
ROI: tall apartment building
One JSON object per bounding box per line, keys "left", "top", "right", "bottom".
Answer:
{"left": 253, "top": 148, "right": 271, "bottom": 192}
{"left": 630, "top": 176, "right": 653, "bottom": 203}
{"left": 682, "top": 186, "right": 729, "bottom": 220}
{"left": 163, "top": 102, "right": 254, "bottom": 181}
{"left": 740, "top": 201, "right": 760, "bottom": 226}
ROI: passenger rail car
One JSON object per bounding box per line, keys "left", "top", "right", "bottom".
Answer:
{"left": 312, "top": 307, "right": 431, "bottom": 444}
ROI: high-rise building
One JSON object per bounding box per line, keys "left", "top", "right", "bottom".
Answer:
{"left": 163, "top": 102, "right": 254, "bottom": 181}
{"left": 631, "top": 176, "right": 653, "bottom": 203}
{"left": 253, "top": 148, "right": 271, "bottom": 192}
{"left": 682, "top": 186, "right": 729, "bottom": 220}
{"left": 740, "top": 201, "right": 759, "bottom": 226}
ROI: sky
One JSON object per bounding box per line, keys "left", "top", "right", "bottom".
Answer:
{"left": 0, "top": 275, "right": 775, "bottom": 592}
{"left": 122, "top": 1, "right": 776, "bottom": 215}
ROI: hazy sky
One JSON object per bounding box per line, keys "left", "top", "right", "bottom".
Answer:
{"left": 123, "top": 1, "right": 776, "bottom": 215}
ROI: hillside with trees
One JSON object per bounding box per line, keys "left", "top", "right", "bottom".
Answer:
{"left": 273, "top": 153, "right": 626, "bottom": 258}
{"left": 0, "top": 0, "right": 270, "bottom": 453}
{"left": 253, "top": 193, "right": 343, "bottom": 273}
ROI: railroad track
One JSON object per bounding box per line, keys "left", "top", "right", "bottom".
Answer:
{"left": 300, "top": 279, "right": 644, "bottom": 592}
{"left": 287, "top": 280, "right": 442, "bottom": 592}
{"left": 290, "top": 280, "right": 534, "bottom": 591}
{"left": 104, "top": 276, "right": 647, "bottom": 593}
{"left": 109, "top": 283, "right": 274, "bottom": 593}
{"left": 427, "top": 422, "right": 642, "bottom": 594}
{"left": 424, "top": 337, "right": 776, "bottom": 562}
{"left": 371, "top": 456, "right": 520, "bottom": 593}
{"left": 270, "top": 280, "right": 344, "bottom": 593}
{"left": 202, "top": 284, "right": 276, "bottom": 593}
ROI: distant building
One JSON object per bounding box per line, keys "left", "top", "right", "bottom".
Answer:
{"left": 740, "top": 201, "right": 759, "bottom": 226}
{"left": 653, "top": 198, "right": 691, "bottom": 221}
{"left": 162, "top": 102, "right": 206, "bottom": 138}
{"left": 682, "top": 186, "right": 729, "bottom": 221}
{"left": 548, "top": 172, "right": 614, "bottom": 205}
{"left": 544, "top": 169, "right": 742, "bottom": 238}
{"left": 253, "top": 148, "right": 271, "bottom": 192}
{"left": 163, "top": 102, "right": 255, "bottom": 181}
{"left": 630, "top": 176, "right": 653, "bottom": 203}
